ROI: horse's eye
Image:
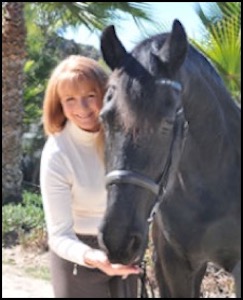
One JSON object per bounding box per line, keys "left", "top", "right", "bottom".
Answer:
{"left": 100, "top": 98, "right": 115, "bottom": 125}
{"left": 105, "top": 86, "right": 115, "bottom": 103}
{"left": 106, "top": 93, "right": 112, "bottom": 102}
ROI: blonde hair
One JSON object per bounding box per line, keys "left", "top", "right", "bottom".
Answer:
{"left": 43, "top": 55, "right": 108, "bottom": 160}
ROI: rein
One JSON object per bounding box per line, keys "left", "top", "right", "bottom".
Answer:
{"left": 139, "top": 260, "right": 156, "bottom": 298}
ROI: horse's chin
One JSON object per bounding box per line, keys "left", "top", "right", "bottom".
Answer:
{"left": 108, "top": 248, "right": 145, "bottom": 266}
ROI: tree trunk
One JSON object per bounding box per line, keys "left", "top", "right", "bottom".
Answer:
{"left": 2, "top": 2, "right": 26, "bottom": 204}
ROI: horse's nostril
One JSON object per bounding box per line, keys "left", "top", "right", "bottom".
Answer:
{"left": 127, "top": 233, "right": 142, "bottom": 255}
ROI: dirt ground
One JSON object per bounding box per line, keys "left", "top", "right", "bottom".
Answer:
{"left": 2, "top": 246, "right": 236, "bottom": 298}
{"left": 2, "top": 264, "right": 54, "bottom": 298}
{"left": 2, "top": 246, "right": 53, "bottom": 298}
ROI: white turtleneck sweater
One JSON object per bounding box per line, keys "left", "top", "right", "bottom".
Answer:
{"left": 40, "top": 121, "right": 107, "bottom": 267}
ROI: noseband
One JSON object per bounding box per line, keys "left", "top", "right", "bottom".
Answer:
{"left": 105, "top": 78, "right": 186, "bottom": 223}
{"left": 106, "top": 170, "right": 160, "bottom": 196}
{"left": 155, "top": 79, "right": 182, "bottom": 92}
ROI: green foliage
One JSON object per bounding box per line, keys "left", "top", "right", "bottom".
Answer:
{"left": 22, "top": 190, "right": 44, "bottom": 208}
{"left": 193, "top": 2, "right": 241, "bottom": 102}
{"left": 31, "top": 2, "right": 152, "bottom": 32}
{"left": 23, "top": 46, "right": 58, "bottom": 126}
{"left": 2, "top": 191, "right": 46, "bottom": 249}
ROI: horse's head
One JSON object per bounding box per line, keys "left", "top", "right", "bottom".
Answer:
{"left": 99, "top": 20, "right": 188, "bottom": 264}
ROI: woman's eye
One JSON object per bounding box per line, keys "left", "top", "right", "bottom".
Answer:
{"left": 87, "top": 94, "right": 96, "bottom": 101}
{"left": 88, "top": 94, "right": 96, "bottom": 98}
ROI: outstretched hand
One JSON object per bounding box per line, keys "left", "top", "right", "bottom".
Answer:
{"left": 83, "top": 248, "right": 141, "bottom": 278}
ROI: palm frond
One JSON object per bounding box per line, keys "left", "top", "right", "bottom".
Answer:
{"left": 192, "top": 2, "right": 241, "bottom": 102}
{"left": 33, "top": 2, "right": 153, "bottom": 32}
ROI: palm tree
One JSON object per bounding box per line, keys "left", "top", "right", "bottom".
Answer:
{"left": 2, "top": 2, "right": 26, "bottom": 204}
{"left": 2, "top": 2, "right": 152, "bottom": 204}
{"left": 193, "top": 2, "right": 241, "bottom": 102}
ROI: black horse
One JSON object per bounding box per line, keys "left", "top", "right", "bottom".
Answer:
{"left": 98, "top": 20, "right": 241, "bottom": 298}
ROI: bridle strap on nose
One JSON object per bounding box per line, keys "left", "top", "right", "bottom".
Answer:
{"left": 155, "top": 79, "right": 182, "bottom": 92}
{"left": 106, "top": 170, "right": 160, "bottom": 195}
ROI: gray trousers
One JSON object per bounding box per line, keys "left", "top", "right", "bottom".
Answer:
{"left": 50, "top": 235, "right": 138, "bottom": 298}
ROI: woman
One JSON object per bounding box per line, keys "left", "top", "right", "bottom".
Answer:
{"left": 40, "top": 55, "right": 140, "bottom": 298}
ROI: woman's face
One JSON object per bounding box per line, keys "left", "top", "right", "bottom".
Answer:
{"left": 59, "top": 80, "right": 103, "bottom": 132}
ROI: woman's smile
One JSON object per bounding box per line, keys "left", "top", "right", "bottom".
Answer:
{"left": 75, "top": 112, "right": 93, "bottom": 120}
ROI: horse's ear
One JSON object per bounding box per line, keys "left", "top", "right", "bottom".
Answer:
{"left": 155, "top": 19, "right": 188, "bottom": 74}
{"left": 101, "top": 25, "right": 127, "bottom": 70}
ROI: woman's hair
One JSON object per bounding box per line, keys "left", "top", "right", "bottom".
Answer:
{"left": 43, "top": 55, "right": 108, "bottom": 135}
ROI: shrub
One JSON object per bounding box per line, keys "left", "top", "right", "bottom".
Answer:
{"left": 2, "top": 190, "right": 47, "bottom": 250}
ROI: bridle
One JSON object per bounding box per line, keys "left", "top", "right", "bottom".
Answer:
{"left": 105, "top": 78, "right": 187, "bottom": 223}
{"left": 104, "top": 78, "right": 186, "bottom": 298}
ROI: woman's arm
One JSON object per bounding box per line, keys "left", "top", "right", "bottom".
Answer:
{"left": 40, "top": 147, "right": 92, "bottom": 267}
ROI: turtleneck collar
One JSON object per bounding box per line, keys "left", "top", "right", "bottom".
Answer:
{"left": 65, "top": 120, "right": 100, "bottom": 146}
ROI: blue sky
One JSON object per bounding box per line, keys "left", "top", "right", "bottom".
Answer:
{"left": 63, "top": 2, "right": 206, "bottom": 51}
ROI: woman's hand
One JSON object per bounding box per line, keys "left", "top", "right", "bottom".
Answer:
{"left": 83, "top": 248, "right": 141, "bottom": 277}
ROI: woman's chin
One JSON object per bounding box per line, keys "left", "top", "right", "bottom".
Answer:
{"left": 76, "top": 120, "right": 99, "bottom": 132}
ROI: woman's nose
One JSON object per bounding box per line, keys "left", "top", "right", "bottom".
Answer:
{"left": 78, "top": 98, "right": 89, "bottom": 110}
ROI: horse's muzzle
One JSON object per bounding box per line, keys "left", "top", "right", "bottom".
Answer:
{"left": 98, "top": 231, "right": 145, "bottom": 265}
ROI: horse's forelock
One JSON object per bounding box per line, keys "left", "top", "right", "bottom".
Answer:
{"left": 113, "top": 39, "right": 168, "bottom": 132}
